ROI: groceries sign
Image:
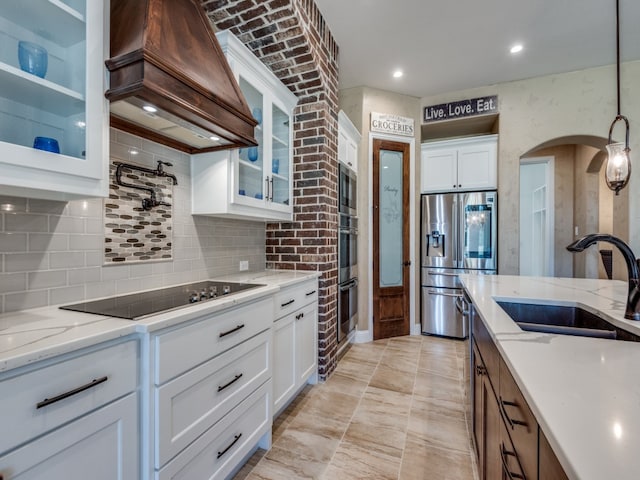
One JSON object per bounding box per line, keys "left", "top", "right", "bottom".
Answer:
{"left": 423, "top": 95, "right": 498, "bottom": 123}
{"left": 370, "top": 112, "right": 415, "bottom": 137}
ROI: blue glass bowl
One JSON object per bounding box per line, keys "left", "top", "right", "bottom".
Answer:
{"left": 18, "top": 41, "right": 48, "bottom": 78}
{"left": 33, "top": 136, "right": 60, "bottom": 153}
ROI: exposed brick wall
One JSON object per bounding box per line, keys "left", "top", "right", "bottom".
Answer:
{"left": 203, "top": 0, "right": 340, "bottom": 380}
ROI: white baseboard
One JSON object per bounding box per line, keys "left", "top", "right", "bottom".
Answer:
{"left": 354, "top": 329, "right": 373, "bottom": 343}
{"left": 411, "top": 322, "right": 422, "bottom": 336}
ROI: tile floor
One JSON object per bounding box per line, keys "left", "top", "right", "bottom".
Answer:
{"left": 233, "top": 335, "right": 478, "bottom": 480}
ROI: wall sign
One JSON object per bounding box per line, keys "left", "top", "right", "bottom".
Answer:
{"left": 423, "top": 95, "right": 498, "bottom": 123}
{"left": 371, "top": 112, "right": 415, "bottom": 137}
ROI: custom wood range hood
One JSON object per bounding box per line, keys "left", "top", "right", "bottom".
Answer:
{"left": 105, "top": 0, "right": 258, "bottom": 154}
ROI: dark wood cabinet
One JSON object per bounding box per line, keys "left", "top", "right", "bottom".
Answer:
{"left": 539, "top": 430, "right": 570, "bottom": 480}
{"left": 471, "top": 308, "right": 568, "bottom": 480}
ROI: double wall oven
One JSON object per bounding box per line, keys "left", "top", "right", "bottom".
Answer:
{"left": 338, "top": 164, "right": 358, "bottom": 345}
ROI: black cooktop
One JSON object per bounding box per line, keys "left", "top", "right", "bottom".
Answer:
{"left": 60, "top": 281, "right": 264, "bottom": 320}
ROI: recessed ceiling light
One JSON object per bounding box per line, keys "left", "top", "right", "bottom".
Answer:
{"left": 510, "top": 44, "right": 523, "bottom": 54}
{"left": 393, "top": 70, "right": 403, "bottom": 78}
{"left": 129, "top": 149, "right": 139, "bottom": 155}
{"left": 142, "top": 105, "right": 157, "bottom": 113}
{"left": 75, "top": 120, "right": 86, "bottom": 128}
{"left": 209, "top": 135, "right": 220, "bottom": 141}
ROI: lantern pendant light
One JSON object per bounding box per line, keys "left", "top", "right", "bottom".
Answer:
{"left": 605, "top": 0, "right": 631, "bottom": 195}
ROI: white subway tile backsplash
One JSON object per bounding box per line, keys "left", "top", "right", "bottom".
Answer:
{"left": 67, "top": 199, "right": 103, "bottom": 218}
{"left": 115, "top": 277, "right": 143, "bottom": 295}
{"left": 27, "top": 199, "right": 67, "bottom": 215}
{"left": 0, "top": 196, "right": 28, "bottom": 212}
{"left": 29, "top": 233, "right": 68, "bottom": 252}
{"left": 49, "top": 252, "right": 85, "bottom": 269}
{"left": 0, "top": 233, "right": 28, "bottom": 252}
{"left": 5, "top": 214, "right": 49, "bottom": 233}
{"left": 85, "top": 281, "right": 116, "bottom": 300}
{"left": 5, "top": 253, "right": 49, "bottom": 273}
{"left": 5, "top": 290, "right": 48, "bottom": 311}
{"left": 68, "top": 267, "right": 102, "bottom": 285}
{"left": 50, "top": 285, "right": 85, "bottom": 306}
{"left": 0, "top": 273, "right": 27, "bottom": 293}
{"left": 28, "top": 270, "right": 68, "bottom": 289}
{"left": 51, "top": 216, "right": 85, "bottom": 234}
{"left": 101, "top": 265, "right": 130, "bottom": 281}
{"left": 129, "top": 263, "right": 154, "bottom": 278}
{"left": 69, "top": 234, "right": 103, "bottom": 251}
{"left": 0, "top": 132, "right": 266, "bottom": 314}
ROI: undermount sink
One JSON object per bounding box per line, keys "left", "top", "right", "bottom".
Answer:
{"left": 496, "top": 301, "right": 640, "bottom": 342}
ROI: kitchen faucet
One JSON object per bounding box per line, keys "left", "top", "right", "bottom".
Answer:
{"left": 566, "top": 234, "right": 640, "bottom": 320}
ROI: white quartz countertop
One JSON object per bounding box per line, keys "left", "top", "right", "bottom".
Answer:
{"left": 460, "top": 274, "right": 640, "bottom": 480}
{"left": 0, "top": 270, "right": 319, "bottom": 374}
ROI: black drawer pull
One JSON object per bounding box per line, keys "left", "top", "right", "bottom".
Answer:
{"left": 36, "top": 376, "right": 108, "bottom": 410}
{"left": 305, "top": 290, "right": 316, "bottom": 296}
{"left": 296, "top": 312, "right": 304, "bottom": 320}
{"left": 500, "top": 443, "right": 526, "bottom": 480}
{"left": 500, "top": 397, "right": 529, "bottom": 430}
{"left": 217, "top": 433, "right": 242, "bottom": 459}
{"left": 219, "top": 324, "right": 245, "bottom": 338}
{"left": 281, "top": 299, "right": 295, "bottom": 307}
{"left": 218, "top": 373, "right": 243, "bottom": 392}
{"left": 476, "top": 365, "right": 487, "bottom": 376}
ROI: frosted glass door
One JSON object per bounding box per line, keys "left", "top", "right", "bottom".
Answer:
{"left": 379, "top": 149, "right": 403, "bottom": 287}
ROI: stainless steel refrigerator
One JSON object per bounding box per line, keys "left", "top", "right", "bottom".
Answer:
{"left": 420, "top": 191, "right": 497, "bottom": 338}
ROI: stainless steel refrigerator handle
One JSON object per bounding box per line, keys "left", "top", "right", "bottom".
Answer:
{"left": 452, "top": 197, "right": 458, "bottom": 267}
{"left": 427, "top": 271, "right": 459, "bottom": 277}
{"left": 427, "top": 290, "right": 462, "bottom": 298}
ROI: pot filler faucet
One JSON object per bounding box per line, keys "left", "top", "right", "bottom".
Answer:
{"left": 566, "top": 234, "right": 640, "bottom": 320}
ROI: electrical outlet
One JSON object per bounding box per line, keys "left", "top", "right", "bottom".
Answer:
{"left": 239, "top": 260, "right": 249, "bottom": 271}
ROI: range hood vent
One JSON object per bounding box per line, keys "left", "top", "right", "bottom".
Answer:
{"left": 105, "top": 0, "right": 258, "bottom": 154}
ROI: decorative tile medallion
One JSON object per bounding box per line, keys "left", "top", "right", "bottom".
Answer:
{"left": 104, "top": 162, "right": 173, "bottom": 264}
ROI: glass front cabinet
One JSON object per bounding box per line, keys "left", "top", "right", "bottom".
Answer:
{"left": 0, "top": 1, "right": 109, "bottom": 200}
{"left": 191, "top": 30, "right": 298, "bottom": 222}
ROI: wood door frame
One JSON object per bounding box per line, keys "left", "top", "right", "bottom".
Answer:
{"left": 358, "top": 133, "right": 416, "bottom": 343}
{"left": 370, "top": 138, "right": 415, "bottom": 339}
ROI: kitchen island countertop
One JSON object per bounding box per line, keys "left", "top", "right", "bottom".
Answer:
{"left": 460, "top": 274, "right": 640, "bottom": 480}
{"left": 0, "top": 270, "right": 319, "bottom": 374}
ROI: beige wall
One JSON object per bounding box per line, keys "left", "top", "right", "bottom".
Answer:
{"left": 339, "top": 86, "right": 421, "bottom": 332}
{"left": 419, "top": 60, "right": 640, "bottom": 274}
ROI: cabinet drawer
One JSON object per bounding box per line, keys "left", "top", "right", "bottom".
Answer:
{"left": 0, "top": 393, "right": 138, "bottom": 480}
{"left": 155, "top": 330, "right": 271, "bottom": 468}
{"left": 154, "top": 296, "right": 273, "bottom": 385}
{"left": 472, "top": 314, "right": 499, "bottom": 391}
{"left": 0, "top": 339, "right": 137, "bottom": 455}
{"left": 499, "top": 357, "right": 538, "bottom": 480}
{"left": 157, "top": 380, "right": 271, "bottom": 480}
{"left": 275, "top": 280, "right": 318, "bottom": 319}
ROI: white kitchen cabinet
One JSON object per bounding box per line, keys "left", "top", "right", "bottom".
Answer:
{"left": 150, "top": 296, "right": 274, "bottom": 477}
{"left": 272, "top": 279, "right": 318, "bottom": 416}
{"left": 421, "top": 135, "right": 497, "bottom": 193}
{"left": 0, "top": 338, "right": 139, "bottom": 479}
{"left": 191, "top": 30, "right": 298, "bottom": 222}
{"left": 0, "top": 1, "right": 109, "bottom": 200}
{"left": 338, "top": 110, "right": 361, "bottom": 173}
{"left": 0, "top": 394, "right": 138, "bottom": 480}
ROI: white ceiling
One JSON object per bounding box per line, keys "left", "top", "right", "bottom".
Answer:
{"left": 313, "top": 0, "right": 640, "bottom": 98}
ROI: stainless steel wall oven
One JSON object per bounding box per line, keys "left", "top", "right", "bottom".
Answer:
{"left": 338, "top": 163, "right": 358, "bottom": 344}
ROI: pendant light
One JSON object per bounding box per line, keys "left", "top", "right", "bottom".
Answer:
{"left": 605, "top": 0, "right": 631, "bottom": 195}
